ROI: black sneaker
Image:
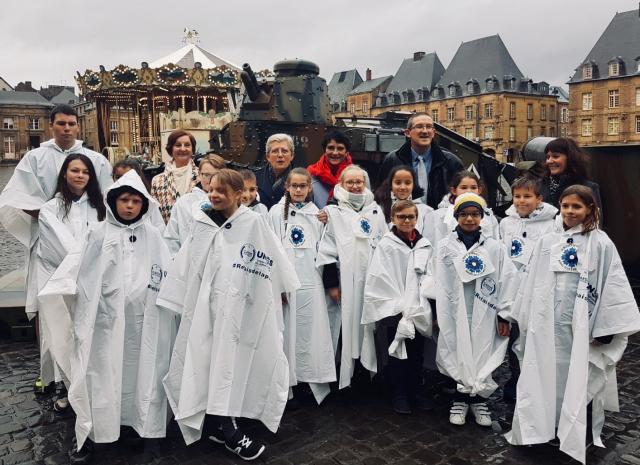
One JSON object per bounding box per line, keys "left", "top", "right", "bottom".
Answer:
{"left": 69, "top": 437, "right": 94, "bottom": 464}
{"left": 208, "top": 426, "right": 226, "bottom": 444}
{"left": 225, "top": 430, "right": 266, "bottom": 461}
{"left": 413, "top": 393, "right": 434, "bottom": 411}
{"left": 391, "top": 395, "right": 412, "bottom": 415}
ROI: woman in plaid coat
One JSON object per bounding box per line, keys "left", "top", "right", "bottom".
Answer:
{"left": 151, "top": 129, "right": 199, "bottom": 223}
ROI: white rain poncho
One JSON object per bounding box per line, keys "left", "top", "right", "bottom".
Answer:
{"left": 159, "top": 206, "right": 300, "bottom": 445}
{"left": 362, "top": 231, "right": 434, "bottom": 362}
{"left": 39, "top": 170, "right": 174, "bottom": 449}
{"left": 499, "top": 202, "right": 557, "bottom": 270}
{"left": 163, "top": 187, "right": 208, "bottom": 255}
{"left": 316, "top": 187, "right": 388, "bottom": 387}
{"left": 36, "top": 193, "right": 102, "bottom": 384}
{"left": 386, "top": 201, "right": 433, "bottom": 237}
{"left": 426, "top": 231, "right": 519, "bottom": 398}
{"left": 423, "top": 204, "right": 499, "bottom": 249}
{"left": 505, "top": 226, "right": 640, "bottom": 464}
{"left": 268, "top": 198, "right": 336, "bottom": 404}
{"left": 0, "top": 139, "right": 112, "bottom": 384}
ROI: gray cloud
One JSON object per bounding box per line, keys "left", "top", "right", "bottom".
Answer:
{"left": 1, "top": 0, "right": 635, "bottom": 91}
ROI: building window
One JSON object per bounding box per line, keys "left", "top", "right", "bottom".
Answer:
{"left": 484, "top": 103, "right": 493, "bottom": 118}
{"left": 509, "top": 126, "right": 516, "bottom": 142}
{"left": 484, "top": 125, "right": 494, "bottom": 140}
{"left": 540, "top": 104, "right": 547, "bottom": 121}
{"left": 431, "top": 109, "right": 439, "bottom": 123}
{"left": 3, "top": 136, "right": 15, "bottom": 156}
{"left": 110, "top": 121, "right": 118, "bottom": 131}
{"left": 561, "top": 107, "right": 569, "bottom": 123}
{"left": 581, "top": 119, "right": 593, "bottom": 137}
{"left": 487, "top": 80, "right": 495, "bottom": 91}
{"left": 582, "top": 93, "right": 592, "bottom": 110}
{"left": 527, "top": 103, "right": 533, "bottom": 120}
{"left": 561, "top": 127, "right": 567, "bottom": 137}
{"left": 583, "top": 65, "right": 592, "bottom": 79}
{"left": 609, "top": 62, "right": 619, "bottom": 77}
{"left": 447, "top": 107, "right": 455, "bottom": 122}
{"left": 363, "top": 101, "right": 368, "bottom": 113}
{"left": 636, "top": 88, "right": 640, "bottom": 106}
{"left": 2, "top": 118, "right": 14, "bottom": 129}
{"left": 449, "top": 86, "right": 456, "bottom": 97}
{"left": 509, "top": 102, "right": 516, "bottom": 119}
{"left": 464, "top": 127, "right": 474, "bottom": 139}
{"left": 467, "top": 82, "right": 475, "bottom": 94}
{"left": 608, "top": 117, "right": 620, "bottom": 135}
{"left": 540, "top": 127, "right": 546, "bottom": 136}
{"left": 110, "top": 131, "right": 119, "bottom": 146}
{"left": 636, "top": 115, "right": 640, "bottom": 133}
{"left": 350, "top": 103, "right": 355, "bottom": 114}
{"left": 465, "top": 105, "right": 473, "bottom": 120}
{"left": 549, "top": 127, "right": 555, "bottom": 137}
{"left": 549, "top": 105, "right": 556, "bottom": 121}
{"left": 608, "top": 89, "right": 620, "bottom": 108}
{"left": 527, "top": 126, "right": 533, "bottom": 139}
{"left": 29, "top": 118, "right": 40, "bottom": 130}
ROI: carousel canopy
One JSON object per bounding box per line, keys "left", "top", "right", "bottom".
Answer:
{"left": 149, "top": 43, "right": 240, "bottom": 71}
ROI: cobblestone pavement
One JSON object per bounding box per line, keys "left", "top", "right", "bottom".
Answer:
{"left": 1, "top": 338, "right": 639, "bottom": 465}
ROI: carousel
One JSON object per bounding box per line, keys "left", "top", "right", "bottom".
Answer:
{"left": 75, "top": 29, "right": 241, "bottom": 163}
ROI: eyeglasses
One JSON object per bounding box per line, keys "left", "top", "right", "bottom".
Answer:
{"left": 457, "top": 211, "right": 482, "bottom": 219}
{"left": 395, "top": 214, "right": 417, "bottom": 222}
{"left": 410, "top": 123, "right": 435, "bottom": 130}
{"left": 344, "top": 180, "right": 365, "bottom": 187}
{"left": 290, "top": 183, "right": 309, "bottom": 190}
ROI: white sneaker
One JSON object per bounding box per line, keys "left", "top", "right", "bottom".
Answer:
{"left": 470, "top": 402, "right": 492, "bottom": 426}
{"left": 449, "top": 402, "right": 469, "bottom": 425}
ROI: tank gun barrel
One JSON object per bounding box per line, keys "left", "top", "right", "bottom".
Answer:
{"left": 241, "top": 63, "right": 269, "bottom": 103}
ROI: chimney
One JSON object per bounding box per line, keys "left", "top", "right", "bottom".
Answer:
{"left": 413, "top": 51, "right": 426, "bottom": 61}
{"left": 366, "top": 68, "right": 372, "bottom": 81}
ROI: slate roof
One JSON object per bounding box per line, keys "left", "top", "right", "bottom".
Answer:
{"left": 550, "top": 86, "right": 569, "bottom": 103}
{"left": 569, "top": 9, "right": 640, "bottom": 83}
{"left": 0, "top": 91, "right": 54, "bottom": 107}
{"left": 348, "top": 75, "right": 392, "bottom": 95}
{"left": 328, "top": 69, "right": 363, "bottom": 105}
{"left": 435, "top": 34, "right": 525, "bottom": 94}
{"left": 49, "top": 88, "right": 79, "bottom": 105}
{"left": 385, "top": 52, "right": 445, "bottom": 95}
{"left": 149, "top": 43, "right": 240, "bottom": 71}
{"left": 0, "top": 76, "right": 12, "bottom": 91}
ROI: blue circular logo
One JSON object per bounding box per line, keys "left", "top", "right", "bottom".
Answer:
{"left": 510, "top": 238, "right": 524, "bottom": 258}
{"left": 290, "top": 226, "right": 305, "bottom": 247}
{"left": 360, "top": 218, "right": 371, "bottom": 235}
{"left": 464, "top": 254, "right": 485, "bottom": 275}
{"left": 560, "top": 245, "right": 579, "bottom": 271}
{"left": 200, "top": 201, "right": 211, "bottom": 211}
{"left": 240, "top": 244, "right": 256, "bottom": 263}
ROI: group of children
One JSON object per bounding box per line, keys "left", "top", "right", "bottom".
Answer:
{"left": 3, "top": 145, "right": 639, "bottom": 465}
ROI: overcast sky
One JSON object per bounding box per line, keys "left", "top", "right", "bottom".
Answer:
{"left": 1, "top": 0, "right": 637, "bottom": 93}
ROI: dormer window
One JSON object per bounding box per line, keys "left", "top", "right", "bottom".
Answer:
{"left": 583, "top": 65, "right": 593, "bottom": 79}
{"left": 448, "top": 85, "right": 456, "bottom": 97}
{"left": 467, "top": 82, "right": 474, "bottom": 94}
{"left": 609, "top": 61, "right": 620, "bottom": 77}
{"left": 486, "top": 80, "right": 495, "bottom": 91}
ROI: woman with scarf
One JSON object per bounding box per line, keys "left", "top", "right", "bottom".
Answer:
{"left": 150, "top": 129, "right": 199, "bottom": 223}
{"left": 540, "top": 137, "right": 602, "bottom": 216}
{"left": 308, "top": 130, "right": 353, "bottom": 208}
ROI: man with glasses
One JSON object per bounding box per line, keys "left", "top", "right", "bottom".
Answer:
{"left": 377, "top": 113, "right": 462, "bottom": 209}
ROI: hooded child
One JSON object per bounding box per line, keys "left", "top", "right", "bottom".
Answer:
{"left": 316, "top": 165, "right": 388, "bottom": 388}
{"left": 268, "top": 167, "right": 336, "bottom": 405}
{"left": 39, "top": 169, "right": 175, "bottom": 463}
{"left": 424, "top": 192, "right": 519, "bottom": 427}
{"left": 363, "top": 199, "right": 435, "bottom": 415}
{"left": 505, "top": 185, "right": 640, "bottom": 464}
{"left": 158, "top": 169, "right": 300, "bottom": 462}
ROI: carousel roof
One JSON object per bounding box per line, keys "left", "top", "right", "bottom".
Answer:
{"left": 149, "top": 43, "right": 241, "bottom": 71}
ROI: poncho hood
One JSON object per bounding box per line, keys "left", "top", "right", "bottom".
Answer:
{"left": 505, "top": 202, "right": 558, "bottom": 222}
{"left": 105, "top": 169, "right": 152, "bottom": 227}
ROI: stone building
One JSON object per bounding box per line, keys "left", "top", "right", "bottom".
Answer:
{"left": 328, "top": 69, "right": 363, "bottom": 115}
{"left": 0, "top": 77, "right": 13, "bottom": 92}
{"left": 0, "top": 91, "right": 53, "bottom": 161}
{"left": 344, "top": 71, "right": 392, "bottom": 118}
{"left": 568, "top": 9, "right": 640, "bottom": 146}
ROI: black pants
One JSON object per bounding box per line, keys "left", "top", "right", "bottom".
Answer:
{"left": 507, "top": 323, "right": 521, "bottom": 376}
{"left": 379, "top": 315, "right": 425, "bottom": 398}
{"left": 453, "top": 391, "right": 484, "bottom": 404}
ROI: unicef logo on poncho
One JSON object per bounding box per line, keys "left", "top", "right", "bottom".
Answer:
{"left": 150, "top": 264, "right": 164, "bottom": 285}
{"left": 240, "top": 244, "right": 256, "bottom": 263}
{"left": 200, "top": 201, "right": 211, "bottom": 211}
{"left": 289, "top": 226, "right": 305, "bottom": 247}
{"left": 360, "top": 218, "right": 371, "bottom": 235}
{"left": 463, "top": 253, "right": 485, "bottom": 276}
{"left": 560, "top": 245, "right": 579, "bottom": 271}
{"left": 510, "top": 238, "right": 524, "bottom": 258}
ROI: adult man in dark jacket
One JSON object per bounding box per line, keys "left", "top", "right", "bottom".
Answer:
{"left": 377, "top": 113, "right": 463, "bottom": 209}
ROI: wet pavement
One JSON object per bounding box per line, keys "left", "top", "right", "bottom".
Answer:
{"left": 1, "top": 338, "right": 640, "bottom": 465}
{"left": 0, "top": 166, "right": 25, "bottom": 279}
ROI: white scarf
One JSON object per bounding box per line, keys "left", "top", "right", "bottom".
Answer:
{"left": 333, "top": 184, "right": 374, "bottom": 211}
{"left": 167, "top": 162, "right": 192, "bottom": 196}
